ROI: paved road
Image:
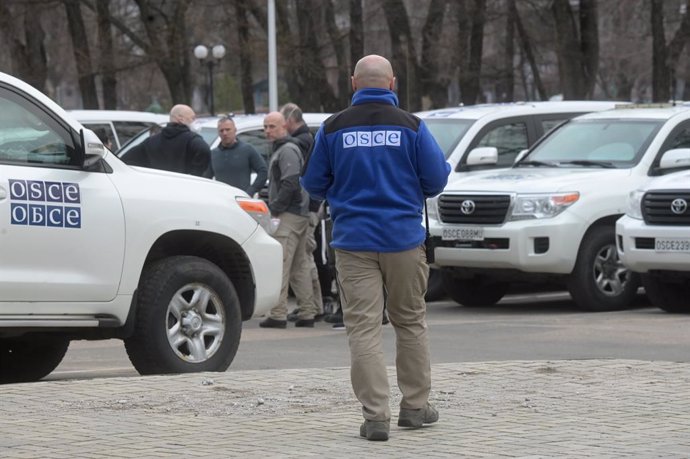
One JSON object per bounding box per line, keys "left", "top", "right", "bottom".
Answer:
{"left": 4, "top": 360, "right": 690, "bottom": 457}
{"left": 50, "top": 291, "right": 690, "bottom": 381}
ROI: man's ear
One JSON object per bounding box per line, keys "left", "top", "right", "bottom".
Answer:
{"left": 351, "top": 76, "right": 357, "bottom": 92}
{"left": 390, "top": 77, "right": 396, "bottom": 91}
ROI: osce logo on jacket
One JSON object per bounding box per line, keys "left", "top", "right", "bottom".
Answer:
{"left": 342, "top": 130, "right": 401, "bottom": 149}
{"left": 8, "top": 179, "right": 81, "bottom": 228}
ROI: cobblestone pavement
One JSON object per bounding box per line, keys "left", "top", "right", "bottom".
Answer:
{"left": 1, "top": 359, "right": 689, "bottom": 458}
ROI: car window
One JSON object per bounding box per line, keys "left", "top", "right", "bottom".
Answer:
{"left": 476, "top": 122, "right": 529, "bottom": 167}
{"left": 423, "top": 119, "right": 474, "bottom": 159}
{"left": 528, "top": 119, "right": 661, "bottom": 165}
{"left": 198, "top": 126, "right": 219, "bottom": 145}
{"left": 541, "top": 119, "right": 565, "bottom": 134}
{"left": 112, "top": 121, "right": 157, "bottom": 147}
{"left": 0, "top": 89, "right": 77, "bottom": 167}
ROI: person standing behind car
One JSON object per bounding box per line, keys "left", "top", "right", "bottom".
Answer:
{"left": 280, "top": 103, "right": 326, "bottom": 322}
{"left": 259, "top": 111, "right": 317, "bottom": 329}
{"left": 123, "top": 104, "right": 210, "bottom": 176}
{"left": 301, "top": 54, "right": 450, "bottom": 441}
{"left": 206, "top": 116, "right": 267, "bottom": 196}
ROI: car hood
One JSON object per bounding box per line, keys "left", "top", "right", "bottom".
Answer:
{"left": 642, "top": 169, "right": 690, "bottom": 191}
{"left": 444, "top": 167, "right": 633, "bottom": 193}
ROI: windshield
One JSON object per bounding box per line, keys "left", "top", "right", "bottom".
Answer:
{"left": 523, "top": 119, "right": 662, "bottom": 167}
{"left": 423, "top": 118, "right": 474, "bottom": 159}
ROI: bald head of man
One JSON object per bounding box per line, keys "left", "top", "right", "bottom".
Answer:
{"left": 170, "top": 104, "right": 196, "bottom": 126}
{"left": 351, "top": 54, "right": 396, "bottom": 92}
{"left": 263, "top": 111, "right": 288, "bottom": 141}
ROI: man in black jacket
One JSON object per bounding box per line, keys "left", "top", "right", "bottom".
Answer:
{"left": 123, "top": 104, "right": 210, "bottom": 177}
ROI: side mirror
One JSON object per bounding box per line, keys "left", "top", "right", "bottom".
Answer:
{"left": 514, "top": 149, "right": 529, "bottom": 164}
{"left": 465, "top": 146, "right": 498, "bottom": 166}
{"left": 80, "top": 128, "right": 106, "bottom": 168}
{"left": 659, "top": 148, "right": 690, "bottom": 170}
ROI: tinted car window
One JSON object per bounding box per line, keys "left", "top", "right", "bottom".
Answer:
{"left": 0, "top": 89, "right": 76, "bottom": 166}
{"left": 238, "top": 129, "right": 272, "bottom": 161}
{"left": 112, "top": 121, "right": 157, "bottom": 146}
{"left": 423, "top": 119, "right": 474, "bottom": 159}
{"left": 475, "top": 122, "right": 529, "bottom": 167}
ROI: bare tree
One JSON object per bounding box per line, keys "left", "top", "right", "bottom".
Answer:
{"left": 382, "top": 0, "right": 420, "bottom": 110}
{"left": 651, "top": 0, "right": 690, "bottom": 102}
{"left": 0, "top": 0, "right": 48, "bottom": 92}
{"left": 551, "top": 0, "right": 599, "bottom": 99}
{"left": 64, "top": 0, "right": 99, "bottom": 108}
{"left": 455, "top": 0, "right": 486, "bottom": 105}
{"left": 97, "top": 0, "right": 117, "bottom": 109}
{"left": 235, "top": 0, "right": 255, "bottom": 113}
{"left": 514, "top": 1, "right": 547, "bottom": 100}
{"left": 420, "top": 0, "right": 449, "bottom": 108}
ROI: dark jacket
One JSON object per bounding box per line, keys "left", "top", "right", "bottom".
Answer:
{"left": 301, "top": 88, "right": 450, "bottom": 252}
{"left": 290, "top": 124, "right": 321, "bottom": 212}
{"left": 123, "top": 123, "right": 210, "bottom": 177}
{"left": 268, "top": 137, "right": 309, "bottom": 217}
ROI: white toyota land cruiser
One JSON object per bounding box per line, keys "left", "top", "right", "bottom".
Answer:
{"left": 0, "top": 72, "right": 282, "bottom": 383}
{"left": 617, "top": 152, "right": 690, "bottom": 313}
{"left": 428, "top": 104, "right": 690, "bottom": 311}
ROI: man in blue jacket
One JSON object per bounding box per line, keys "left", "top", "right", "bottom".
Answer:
{"left": 301, "top": 54, "right": 450, "bottom": 441}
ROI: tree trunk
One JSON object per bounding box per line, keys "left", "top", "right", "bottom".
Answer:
{"left": 133, "top": 0, "right": 191, "bottom": 105}
{"left": 349, "top": 0, "right": 363, "bottom": 72}
{"left": 0, "top": 1, "right": 48, "bottom": 93}
{"left": 513, "top": 4, "right": 546, "bottom": 100}
{"left": 235, "top": 0, "right": 255, "bottom": 114}
{"left": 456, "top": 0, "right": 486, "bottom": 105}
{"left": 420, "top": 0, "right": 449, "bottom": 109}
{"left": 64, "top": 0, "right": 99, "bottom": 108}
{"left": 96, "top": 0, "right": 117, "bottom": 109}
{"left": 382, "top": 0, "right": 420, "bottom": 110}
{"left": 325, "top": 0, "right": 350, "bottom": 107}
{"left": 579, "top": 0, "right": 599, "bottom": 98}
{"left": 650, "top": 0, "right": 669, "bottom": 102}
{"left": 496, "top": 0, "right": 515, "bottom": 102}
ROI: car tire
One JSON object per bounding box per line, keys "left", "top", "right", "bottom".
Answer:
{"left": 425, "top": 268, "right": 446, "bottom": 302}
{"left": 641, "top": 273, "right": 690, "bottom": 313}
{"left": 124, "top": 255, "right": 242, "bottom": 375}
{"left": 567, "top": 225, "right": 639, "bottom": 311}
{"left": 441, "top": 270, "right": 509, "bottom": 306}
{"left": 0, "top": 337, "right": 70, "bottom": 383}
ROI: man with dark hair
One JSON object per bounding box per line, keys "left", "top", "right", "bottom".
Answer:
{"left": 301, "top": 55, "right": 450, "bottom": 441}
{"left": 123, "top": 104, "right": 210, "bottom": 177}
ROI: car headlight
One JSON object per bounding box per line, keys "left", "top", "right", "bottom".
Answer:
{"left": 509, "top": 192, "right": 579, "bottom": 220}
{"left": 236, "top": 196, "right": 278, "bottom": 233}
{"left": 626, "top": 190, "right": 644, "bottom": 219}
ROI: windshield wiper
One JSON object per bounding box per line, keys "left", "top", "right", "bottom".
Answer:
{"left": 559, "top": 160, "right": 616, "bottom": 168}
{"left": 515, "top": 160, "right": 559, "bottom": 167}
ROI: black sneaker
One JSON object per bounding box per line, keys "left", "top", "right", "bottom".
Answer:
{"left": 259, "top": 317, "right": 287, "bottom": 329}
{"left": 360, "top": 420, "right": 389, "bottom": 441}
{"left": 295, "top": 318, "right": 315, "bottom": 328}
{"left": 325, "top": 312, "right": 343, "bottom": 323}
{"left": 287, "top": 309, "right": 300, "bottom": 322}
{"left": 332, "top": 322, "right": 345, "bottom": 330}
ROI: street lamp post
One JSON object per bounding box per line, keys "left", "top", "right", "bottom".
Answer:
{"left": 194, "top": 44, "right": 226, "bottom": 116}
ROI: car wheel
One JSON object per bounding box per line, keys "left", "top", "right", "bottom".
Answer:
{"left": 425, "top": 268, "right": 446, "bottom": 302}
{"left": 568, "top": 225, "right": 639, "bottom": 311}
{"left": 124, "top": 255, "right": 242, "bottom": 375}
{"left": 0, "top": 337, "right": 70, "bottom": 383}
{"left": 441, "top": 270, "right": 509, "bottom": 306}
{"left": 641, "top": 273, "right": 690, "bottom": 313}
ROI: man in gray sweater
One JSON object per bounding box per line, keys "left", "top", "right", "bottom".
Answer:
{"left": 206, "top": 116, "right": 267, "bottom": 197}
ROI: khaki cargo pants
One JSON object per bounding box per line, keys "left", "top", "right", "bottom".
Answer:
{"left": 269, "top": 212, "right": 317, "bottom": 321}
{"left": 335, "top": 246, "right": 431, "bottom": 421}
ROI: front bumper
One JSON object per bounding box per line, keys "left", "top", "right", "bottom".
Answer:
{"left": 616, "top": 215, "right": 690, "bottom": 273}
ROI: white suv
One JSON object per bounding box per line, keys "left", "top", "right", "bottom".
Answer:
{"left": 428, "top": 104, "right": 690, "bottom": 311}
{"left": 419, "top": 101, "right": 625, "bottom": 300}
{"left": 70, "top": 109, "right": 168, "bottom": 151}
{"left": 0, "top": 73, "right": 283, "bottom": 383}
{"left": 617, "top": 151, "right": 690, "bottom": 313}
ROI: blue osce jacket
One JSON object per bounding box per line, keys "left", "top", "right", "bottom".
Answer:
{"left": 301, "top": 88, "right": 450, "bottom": 252}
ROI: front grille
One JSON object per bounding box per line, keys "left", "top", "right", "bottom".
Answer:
{"left": 643, "top": 191, "right": 690, "bottom": 225}
{"left": 438, "top": 194, "right": 511, "bottom": 224}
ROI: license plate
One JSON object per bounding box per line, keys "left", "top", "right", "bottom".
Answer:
{"left": 655, "top": 238, "right": 690, "bottom": 252}
{"left": 442, "top": 227, "right": 484, "bottom": 241}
